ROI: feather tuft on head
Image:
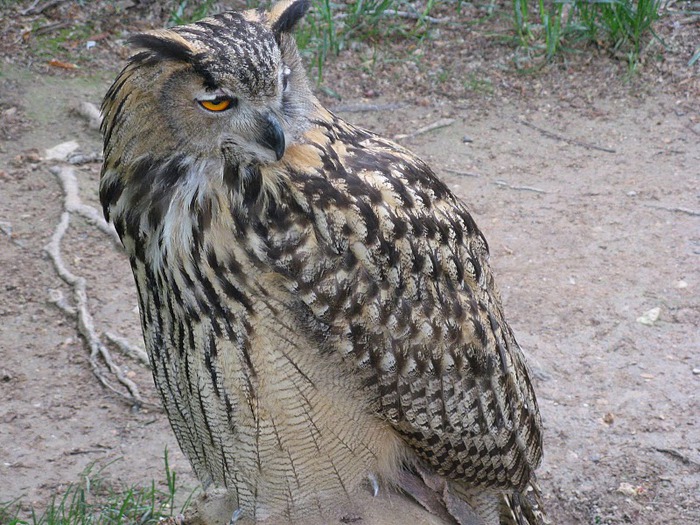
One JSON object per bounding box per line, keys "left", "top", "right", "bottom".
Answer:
{"left": 269, "top": 0, "right": 311, "bottom": 42}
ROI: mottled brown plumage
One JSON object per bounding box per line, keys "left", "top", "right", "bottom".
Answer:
{"left": 100, "top": 1, "right": 546, "bottom": 523}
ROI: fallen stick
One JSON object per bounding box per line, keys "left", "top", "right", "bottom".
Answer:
{"left": 380, "top": 9, "right": 452, "bottom": 24}
{"left": 442, "top": 168, "right": 480, "bottom": 178}
{"left": 68, "top": 152, "right": 103, "bottom": 165}
{"left": 334, "top": 103, "right": 405, "bottom": 113}
{"left": 653, "top": 447, "right": 700, "bottom": 469}
{"left": 644, "top": 204, "right": 700, "bottom": 217}
{"left": 72, "top": 101, "right": 102, "bottom": 131}
{"left": 105, "top": 331, "right": 150, "bottom": 367}
{"left": 517, "top": 119, "right": 616, "bottom": 154}
{"left": 493, "top": 180, "right": 548, "bottom": 194}
{"left": 333, "top": 10, "right": 451, "bottom": 24}
{"left": 394, "top": 118, "right": 455, "bottom": 140}
{"left": 49, "top": 166, "right": 122, "bottom": 248}
{"left": 45, "top": 223, "right": 145, "bottom": 407}
{"left": 20, "top": 0, "right": 68, "bottom": 16}
{"left": 45, "top": 165, "right": 152, "bottom": 409}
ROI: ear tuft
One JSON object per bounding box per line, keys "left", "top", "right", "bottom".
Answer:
{"left": 127, "top": 32, "right": 218, "bottom": 89}
{"left": 128, "top": 33, "right": 196, "bottom": 63}
{"left": 270, "top": 0, "right": 311, "bottom": 41}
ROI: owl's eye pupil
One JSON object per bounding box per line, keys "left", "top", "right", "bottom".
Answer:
{"left": 199, "top": 96, "right": 236, "bottom": 112}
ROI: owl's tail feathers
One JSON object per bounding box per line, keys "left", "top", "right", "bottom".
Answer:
{"left": 395, "top": 464, "right": 550, "bottom": 525}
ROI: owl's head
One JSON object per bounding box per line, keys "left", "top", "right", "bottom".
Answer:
{"left": 102, "top": 0, "right": 312, "bottom": 170}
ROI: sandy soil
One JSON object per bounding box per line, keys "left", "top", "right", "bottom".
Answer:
{"left": 0, "top": 2, "right": 698, "bottom": 524}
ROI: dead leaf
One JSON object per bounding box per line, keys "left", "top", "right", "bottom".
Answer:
{"left": 48, "top": 59, "right": 78, "bottom": 70}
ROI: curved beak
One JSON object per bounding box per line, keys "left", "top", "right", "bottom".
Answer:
{"left": 258, "top": 113, "right": 286, "bottom": 161}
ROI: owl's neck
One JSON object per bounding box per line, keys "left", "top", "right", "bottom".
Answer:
{"left": 102, "top": 152, "right": 289, "bottom": 273}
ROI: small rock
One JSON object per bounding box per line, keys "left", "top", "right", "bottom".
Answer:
{"left": 675, "top": 280, "right": 688, "bottom": 289}
{"left": 602, "top": 412, "right": 614, "bottom": 425}
{"left": 626, "top": 190, "right": 637, "bottom": 196}
{"left": 691, "top": 123, "right": 700, "bottom": 135}
{"left": 462, "top": 135, "right": 473, "bottom": 143}
{"left": 692, "top": 368, "right": 700, "bottom": 375}
{"left": 617, "top": 482, "right": 637, "bottom": 496}
{"left": 636, "top": 307, "right": 660, "bottom": 326}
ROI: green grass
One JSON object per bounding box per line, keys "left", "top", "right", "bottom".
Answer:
{"left": 690, "top": 47, "right": 700, "bottom": 67}
{"left": 169, "top": 0, "right": 216, "bottom": 26}
{"left": 226, "top": 1, "right": 436, "bottom": 82}
{"left": 30, "top": 22, "right": 96, "bottom": 63}
{"left": 0, "top": 449, "right": 197, "bottom": 525}
{"left": 511, "top": 0, "right": 663, "bottom": 69}
{"left": 164, "top": 0, "right": 665, "bottom": 78}
{"left": 292, "top": 0, "right": 436, "bottom": 83}
{"left": 463, "top": 72, "right": 494, "bottom": 94}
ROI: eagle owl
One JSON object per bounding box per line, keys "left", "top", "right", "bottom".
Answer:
{"left": 100, "top": 1, "right": 545, "bottom": 524}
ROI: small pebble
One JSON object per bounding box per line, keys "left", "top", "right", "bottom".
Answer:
{"left": 636, "top": 307, "right": 660, "bottom": 326}
{"left": 617, "top": 482, "right": 636, "bottom": 496}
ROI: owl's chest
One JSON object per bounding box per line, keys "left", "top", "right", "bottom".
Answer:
{"left": 131, "top": 227, "right": 402, "bottom": 519}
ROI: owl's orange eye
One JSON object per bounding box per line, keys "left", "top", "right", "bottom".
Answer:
{"left": 199, "top": 97, "right": 235, "bottom": 112}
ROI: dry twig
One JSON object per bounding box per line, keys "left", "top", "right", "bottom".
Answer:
{"left": 72, "top": 101, "right": 102, "bottom": 131}
{"left": 68, "top": 152, "right": 104, "bottom": 165}
{"left": 20, "top": 0, "right": 68, "bottom": 16}
{"left": 654, "top": 447, "right": 700, "bottom": 469}
{"left": 44, "top": 165, "right": 150, "bottom": 408}
{"left": 334, "top": 103, "right": 405, "bottom": 113}
{"left": 517, "top": 119, "right": 617, "bottom": 154}
{"left": 333, "top": 10, "right": 451, "bottom": 24}
{"left": 49, "top": 166, "right": 122, "bottom": 247}
{"left": 493, "top": 180, "right": 548, "bottom": 194}
{"left": 394, "top": 118, "right": 455, "bottom": 140}
{"left": 105, "top": 331, "right": 150, "bottom": 367}
{"left": 381, "top": 9, "right": 451, "bottom": 24}
{"left": 442, "top": 168, "right": 480, "bottom": 178}
{"left": 644, "top": 204, "right": 700, "bottom": 217}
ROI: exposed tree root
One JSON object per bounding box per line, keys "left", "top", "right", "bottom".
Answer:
{"left": 44, "top": 164, "right": 155, "bottom": 409}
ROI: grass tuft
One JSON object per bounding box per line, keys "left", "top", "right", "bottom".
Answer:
{"left": 511, "top": 0, "right": 663, "bottom": 69}
{"left": 0, "top": 449, "right": 197, "bottom": 525}
{"left": 163, "top": 1, "right": 665, "bottom": 80}
{"left": 169, "top": 0, "right": 217, "bottom": 26}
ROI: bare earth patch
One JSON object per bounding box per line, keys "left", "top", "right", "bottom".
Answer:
{"left": 0, "top": 1, "right": 698, "bottom": 523}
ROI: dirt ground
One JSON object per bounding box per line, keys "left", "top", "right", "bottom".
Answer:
{"left": 0, "top": 1, "right": 698, "bottom": 524}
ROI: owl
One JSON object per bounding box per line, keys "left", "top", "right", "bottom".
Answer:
{"left": 99, "top": 1, "right": 545, "bottom": 524}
